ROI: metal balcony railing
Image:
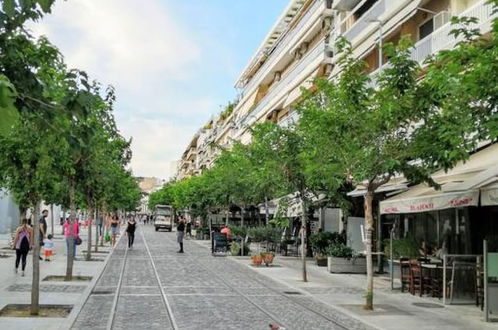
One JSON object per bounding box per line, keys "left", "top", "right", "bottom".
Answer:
{"left": 368, "top": 0, "right": 496, "bottom": 87}
{"left": 342, "top": 0, "right": 386, "bottom": 43}
{"left": 240, "top": 38, "right": 328, "bottom": 128}
{"left": 241, "top": 0, "right": 326, "bottom": 95}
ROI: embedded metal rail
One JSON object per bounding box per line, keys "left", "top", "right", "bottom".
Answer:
{"left": 140, "top": 228, "right": 179, "bottom": 330}
{"left": 198, "top": 259, "right": 350, "bottom": 330}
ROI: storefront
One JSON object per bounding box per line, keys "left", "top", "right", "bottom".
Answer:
{"left": 379, "top": 143, "right": 498, "bottom": 255}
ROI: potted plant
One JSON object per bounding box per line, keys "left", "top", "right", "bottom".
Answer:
{"left": 309, "top": 232, "right": 345, "bottom": 267}
{"left": 261, "top": 252, "right": 275, "bottom": 266}
{"left": 230, "top": 242, "right": 241, "bottom": 256}
{"left": 251, "top": 254, "right": 262, "bottom": 266}
{"left": 326, "top": 244, "right": 366, "bottom": 274}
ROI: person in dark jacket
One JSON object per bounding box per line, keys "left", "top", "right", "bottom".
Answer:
{"left": 177, "top": 218, "right": 185, "bottom": 253}
{"left": 126, "top": 216, "right": 137, "bottom": 248}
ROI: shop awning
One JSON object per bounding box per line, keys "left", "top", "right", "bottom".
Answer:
{"left": 380, "top": 143, "right": 498, "bottom": 214}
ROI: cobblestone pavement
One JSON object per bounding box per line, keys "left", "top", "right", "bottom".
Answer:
{"left": 72, "top": 226, "right": 372, "bottom": 330}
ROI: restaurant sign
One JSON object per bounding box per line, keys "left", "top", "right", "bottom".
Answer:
{"left": 380, "top": 190, "right": 479, "bottom": 214}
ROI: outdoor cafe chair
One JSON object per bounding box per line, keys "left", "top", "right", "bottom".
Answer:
{"left": 409, "top": 259, "right": 424, "bottom": 296}
{"left": 400, "top": 258, "right": 411, "bottom": 293}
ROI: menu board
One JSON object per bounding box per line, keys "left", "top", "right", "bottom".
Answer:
{"left": 488, "top": 252, "right": 498, "bottom": 280}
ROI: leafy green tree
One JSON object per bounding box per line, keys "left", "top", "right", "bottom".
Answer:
{"left": 297, "top": 37, "right": 437, "bottom": 309}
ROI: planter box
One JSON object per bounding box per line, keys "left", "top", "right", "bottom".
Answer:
{"left": 327, "top": 257, "right": 366, "bottom": 274}
{"left": 316, "top": 257, "right": 328, "bottom": 267}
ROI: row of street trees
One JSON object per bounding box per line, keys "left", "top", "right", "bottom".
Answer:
{"left": 0, "top": 1, "right": 141, "bottom": 314}
{"left": 150, "top": 8, "right": 498, "bottom": 310}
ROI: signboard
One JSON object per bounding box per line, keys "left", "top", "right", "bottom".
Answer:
{"left": 380, "top": 190, "right": 479, "bottom": 214}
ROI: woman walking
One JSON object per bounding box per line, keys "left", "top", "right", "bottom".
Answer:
{"left": 13, "top": 219, "right": 34, "bottom": 276}
{"left": 63, "top": 218, "right": 80, "bottom": 259}
{"left": 110, "top": 215, "right": 120, "bottom": 247}
{"left": 126, "top": 216, "right": 137, "bottom": 248}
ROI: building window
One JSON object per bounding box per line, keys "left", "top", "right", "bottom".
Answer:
{"left": 419, "top": 17, "right": 434, "bottom": 40}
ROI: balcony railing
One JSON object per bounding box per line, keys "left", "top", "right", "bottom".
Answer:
{"left": 342, "top": 0, "right": 386, "bottom": 43}
{"left": 240, "top": 38, "right": 329, "bottom": 128}
{"left": 241, "top": 0, "right": 326, "bottom": 95}
{"left": 410, "top": 0, "right": 495, "bottom": 63}
{"left": 368, "top": 0, "right": 495, "bottom": 87}
{"left": 278, "top": 110, "right": 300, "bottom": 127}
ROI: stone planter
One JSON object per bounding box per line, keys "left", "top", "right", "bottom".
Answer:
{"left": 316, "top": 257, "right": 328, "bottom": 267}
{"left": 327, "top": 257, "right": 366, "bottom": 274}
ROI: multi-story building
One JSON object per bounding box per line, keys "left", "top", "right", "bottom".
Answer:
{"left": 175, "top": 0, "right": 496, "bottom": 179}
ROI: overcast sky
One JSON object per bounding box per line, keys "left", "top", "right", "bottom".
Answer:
{"left": 30, "top": 0, "right": 288, "bottom": 180}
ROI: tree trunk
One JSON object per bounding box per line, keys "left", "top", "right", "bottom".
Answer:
{"left": 30, "top": 202, "right": 41, "bottom": 315}
{"left": 225, "top": 209, "right": 229, "bottom": 226}
{"left": 50, "top": 204, "right": 54, "bottom": 237}
{"left": 94, "top": 207, "right": 99, "bottom": 252}
{"left": 364, "top": 190, "right": 374, "bottom": 310}
{"left": 265, "top": 197, "right": 270, "bottom": 226}
{"left": 300, "top": 197, "right": 308, "bottom": 282}
{"left": 65, "top": 183, "right": 76, "bottom": 281}
{"left": 86, "top": 205, "right": 93, "bottom": 261}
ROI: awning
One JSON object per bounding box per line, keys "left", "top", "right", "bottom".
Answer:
{"left": 380, "top": 143, "right": 498, "bottom": 214}
{"left": 481, "top": 181, "right": 498, "bottom": 206}
{"left": 380, "top": 189, "right": 479, "bottom": 214}
{"left": 283, "top": 67, "right": 320, "bottom": 108}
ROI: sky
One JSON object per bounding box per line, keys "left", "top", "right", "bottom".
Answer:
{"left": 30, "top": 0, "right": 289, "bottom": 180}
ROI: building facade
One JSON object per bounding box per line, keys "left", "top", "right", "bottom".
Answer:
{"left": 175, "top": 0, "right": 495, "bottom": 179}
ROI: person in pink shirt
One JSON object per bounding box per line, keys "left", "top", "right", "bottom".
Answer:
{"left": 63, "top": 219, "right": 80, "bottom": 259}
{"left": 220, "top": 225, "right": 231, "bottom": 241}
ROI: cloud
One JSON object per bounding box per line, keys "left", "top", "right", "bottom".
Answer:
{"left": 119, "top": 117, "right": 197, "bottom": 179}
{"left": 31, "top": 0, "right": 200, "bottom": 86}
{"left": 29, "top": 0, "right": 219, "bottom": 179}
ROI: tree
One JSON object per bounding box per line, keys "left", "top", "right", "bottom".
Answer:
{"left": 297, "top": 37, "right": 439, "bottom": 309}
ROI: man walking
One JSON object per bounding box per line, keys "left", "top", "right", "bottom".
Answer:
{"left": 38, "top": 209, "right": 48, "bottom": 260}
{"left": 177, "top": 217, "right": 185, "bottom": 253}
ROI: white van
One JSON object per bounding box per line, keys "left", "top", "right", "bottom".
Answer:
{"left": 154, "top": 205, "right": 173, "bottom": 232}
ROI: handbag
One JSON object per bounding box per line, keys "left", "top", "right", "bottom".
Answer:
{"left": 104, "top": 232, "right": 111, "bottom": 242}
{"left": 75, "top": 236, "right": 82, "bottom": 245}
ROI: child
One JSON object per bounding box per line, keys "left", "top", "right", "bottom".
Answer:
{"left": 43, "top": 234, "right": 54, "bottom": 261}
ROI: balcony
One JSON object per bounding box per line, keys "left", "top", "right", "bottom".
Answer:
{"left": 368, "top": 0, "right": 496, "bottom": 87}
{"left": 240, "top": 38, "right": 330, "bottom": 129}
{"left": 278, "top": 110, "right": 300, "bottom": 128}
{"left": 342, "top": 0, "right": 386, "bottom": 43}
{"left": 185, "top": 147, "right": 197, "bottom": 162}
{"left": 241, "top": 0, "right": 328, "bottom": 95}
{"left": 410, "top": 0, "right": 495, "bottom": 63}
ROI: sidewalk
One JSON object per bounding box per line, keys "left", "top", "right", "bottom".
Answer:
{"left": 193, "top": 239, "right": 497, "bottom": 330}
{"left": 0, "top": 223, "right": 115, "bottom": 330}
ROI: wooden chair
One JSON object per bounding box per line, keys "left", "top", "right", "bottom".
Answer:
{"left": 409, "top": 259, "right": 423, "bottom": 296}
{"left": 400, "top": 258, "right": 411, "bottom": 293}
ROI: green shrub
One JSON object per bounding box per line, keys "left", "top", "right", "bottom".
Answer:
{"left": 326, "top": 244, "right": 355, "bottom": 258}
{"left": 383, "top": 237, "right": 419, "bottom": 259}
{"left": 309, "top": 231, "right": 346, "bottom": 255}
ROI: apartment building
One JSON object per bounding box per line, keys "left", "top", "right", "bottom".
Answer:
{"left": 175, "top": 0, "right": 496, "bottom": 180}
{"left": 330, "top": 0, "right": 494, "bottom": 79}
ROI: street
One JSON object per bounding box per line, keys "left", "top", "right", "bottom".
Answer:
{"left": 72, "top": 226, "right": 370, "bottom": 330}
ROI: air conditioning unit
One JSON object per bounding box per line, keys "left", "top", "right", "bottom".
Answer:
{"left": 433, "top": 11, "right": 451, "bottom": 30}
{"left": 273, "top": 71, "right": 282, "bottom": 82}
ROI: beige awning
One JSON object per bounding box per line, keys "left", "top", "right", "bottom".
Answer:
{"left": 380, "top": 143, "right": 498, "bottom": 214}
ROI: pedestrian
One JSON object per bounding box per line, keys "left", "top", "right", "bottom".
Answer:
{"left": 63, "top": 218, "right": 79, "bottom": 259}
{"left": 43, "top": 234, "right": 54, "bottom": 261}
{"left": 177, "top": 217, "right": 185, "bottom": 253}
{"left": 13, "top": 219, "right": 33, "bottom": 276}
{"left": 186, "top": 219, "right": 192, "bottom": 237}
{"left": 96, "top": 212, "right": 104, "bottom": 238}
{"left": 126, "top": 216, "right": 137, "bottom": 248}
{"left": 110, "top": 214, "right": 120, "bottom": 247}
{"left": 220, "top": 225, "right": 231, "bottom": 241}
{"left": 38, "top": 209, "right": 48, "bottom": 260}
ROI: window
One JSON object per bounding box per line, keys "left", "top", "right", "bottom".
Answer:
{"left": 419, "top": 18, "right": 434, "bottom": 40}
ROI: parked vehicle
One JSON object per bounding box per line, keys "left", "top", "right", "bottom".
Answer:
{"left": 154, "top": 205, "right": 173, "bottom": 232}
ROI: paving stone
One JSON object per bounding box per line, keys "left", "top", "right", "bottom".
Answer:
{"left": 7, "top": 283, "right": 86, "bottom": 293}
{"left": 72, "top": 295, "right": 113, "bottom": 330}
